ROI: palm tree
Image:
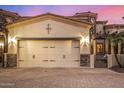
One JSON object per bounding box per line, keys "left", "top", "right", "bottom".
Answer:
{"left": 106, "top": 31, "right": 124, "bottom": 68}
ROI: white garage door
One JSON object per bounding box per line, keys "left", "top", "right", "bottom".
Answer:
{"left": 18, "top": 40, "right": 80, "bottom": 67}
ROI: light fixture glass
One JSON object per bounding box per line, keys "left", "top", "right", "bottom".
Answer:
{"left": 8, "top": 37, "right": 17, "bottom": 44}
{"left": 0, "top": 43, "right": 4, "bottom": 46}
{"left": 80, "top": 36, "right": 89, "bottom": 46}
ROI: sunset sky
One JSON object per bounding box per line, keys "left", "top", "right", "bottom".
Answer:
{"left": 0, "top": 5, "right": 124, "bottom": 24}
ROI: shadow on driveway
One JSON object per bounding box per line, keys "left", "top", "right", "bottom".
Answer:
{"left": 110, "top": 66, "right": 124, "bottom": 73}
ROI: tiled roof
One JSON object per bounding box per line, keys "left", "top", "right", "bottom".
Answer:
{"left": 72, "top": 11, "right": 97, "bottom": 18}
{"left": 0, "top": 9, "right": 20, "bottom": 17}
{"left": 105, "top": 24, "right": 124, "bottom": 29}
{"left": 7, "top": 13, "right": 92, "bottom": 26}
{"left": 96, "top": 21, "right": 108, "bottom": 24}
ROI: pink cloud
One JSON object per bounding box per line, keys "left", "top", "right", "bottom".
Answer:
{"left": 0, "top": 5, "right": 124, "bottom": 24}
{"left": 96, "top": 6, "right": 124, "bottom": 24}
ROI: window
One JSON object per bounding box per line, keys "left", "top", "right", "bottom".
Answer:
{"left": 96, "top": 43, "right": 104, "bottom": 54}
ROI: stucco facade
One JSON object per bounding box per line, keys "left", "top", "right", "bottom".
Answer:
{"left": 0, "top": 9, "right": 123, "bottom": 68}
{"left": 6, "top": 14, "right": 91, "bottom": 67}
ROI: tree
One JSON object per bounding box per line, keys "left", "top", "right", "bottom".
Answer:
{"left": 106, "top": 31, "right": 124, "bottom": 68}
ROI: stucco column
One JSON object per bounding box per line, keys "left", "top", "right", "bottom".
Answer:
{"left": 90, "top": 55, "right": 95, "bottom": 68}
{"left": 107, "top": 54, "right": 113, "bottom": 68}
{"left": 93, "top": 39, "right": 96, "bottom": 54}
{"left": 105, "top": 40, "right": 109, "bottom": 54}
{"left": 90, "top": 38, "right": 95, "bottom": 68}
{"left": 107, "top": 42, "right": 114, "bottom": 68}
{"left": 90, "top": 39, "right": 94, "bottom": 54}
{"left": 111, "top": 42, "right": 114, "bottom": 54}
{"left": 3, "top": 29, "right": 8, "bottom": 68}
{"left": 118, "top": 41, "right": 121, "bottom": 54}
{"left": 118, "top": 41, "right": 123, "bottom": 67}
{"left": 4, "top": 53, "right": 7, "bottom": 67}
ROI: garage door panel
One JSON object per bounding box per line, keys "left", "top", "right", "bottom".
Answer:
{"left": 18, "top": 40, "right": 80, "bottom": 67}
{"left": 18, "top": 50, "right": 28, "bottom": 62}
{"left": 38, "top": 54, "right": 49, "bottom": 60}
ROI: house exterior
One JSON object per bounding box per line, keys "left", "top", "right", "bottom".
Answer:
{"left": 0, "top": 9, "right": 124, "bottom": 68}
{"left": 6, "top": 13, "right": 92, "bottom": 68}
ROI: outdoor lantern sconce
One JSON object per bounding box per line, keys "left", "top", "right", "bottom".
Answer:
{"left": 80, "top": 36, "right": 89, "bottom": 47}
{"left": 0, "top": 43, "right": 4, "bottom": 47}
{"left": 8, "top": 37, "right": 17, "bottom": 44}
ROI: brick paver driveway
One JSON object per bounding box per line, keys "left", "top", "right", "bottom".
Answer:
{"left": 0, "top": 68, "right": 124, "bottom": 88}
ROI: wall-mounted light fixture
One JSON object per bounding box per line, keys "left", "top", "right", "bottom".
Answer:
{"left": 80, "top": 36, "right": 89, "bottom": 47}
{"left": 8, "top": 37, "right": 17, "bottom": 44}
{"left": 0, "top": 43, "right": 4, "bottom": 51}
{"left": 0, "top": 43, "right": 4, "bottom": 47}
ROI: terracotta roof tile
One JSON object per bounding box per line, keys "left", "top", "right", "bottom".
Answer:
{"left": 7, "top": 13, "right": 92, "bottom": 26}
{"left": 0, "top": 9, "right": 20, "bottom": 17}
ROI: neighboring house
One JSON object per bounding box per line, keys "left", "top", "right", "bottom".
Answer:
{"left": 104, "top": 24, "right": 124, "bottom": 68}
{"left": 93, "top": 21, "right": 108, "bottom": 68}
{"left": 0, "top": 9, "right": 124, "bottom": 68}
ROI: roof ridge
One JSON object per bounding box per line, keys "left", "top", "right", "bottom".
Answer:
{"left": 0, "top": 9, "right": 18, "bottom": 14}
{"left": 8, "top": 12, "right": 92, "bottom": 26}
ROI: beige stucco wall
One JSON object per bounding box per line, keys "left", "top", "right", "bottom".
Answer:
{"left": 107, "top": 54, "right": 124, "bottom": 68}
{"left": 7, "top": 19, "right": 91, "bottom": 55}
{"left": 96, "top": 24, "right": 104, "bottom": 34}
{"left": 107, "top": 54, "right": 118, "bottom": 68}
